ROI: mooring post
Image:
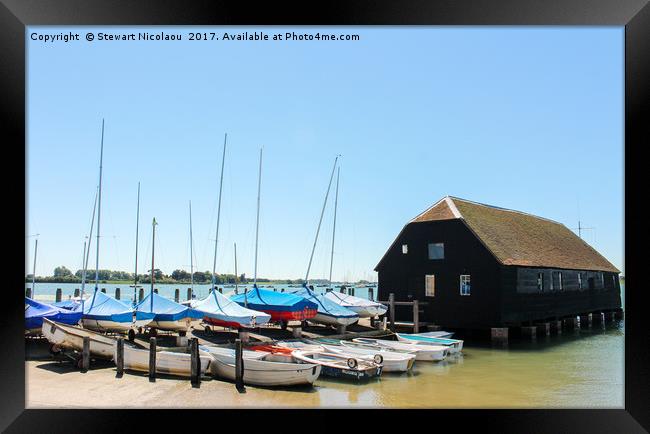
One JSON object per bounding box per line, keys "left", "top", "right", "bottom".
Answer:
{"left": 413, "top": 300, "right": 420, "bottom": 333}
{"left": 190, "top": 338, "right": 200, "bottom": 387}
{"left": 149, "top": 337, "right": 157, "bottom": 382}
{"left": 388, "top": 293, "right": 395, "bottom": 332}
{"left": 551, "top": 320, "right": 563, "bottom": 334}
{"left": 579, "top": 313, "right": 593, "bottom": 328}
{"left": 491, "top": 327, "right": 509, "bottom": 345}
{"left": 154, "top": 288, "right": 158, "bottom": 294}
{"left": 521, "top": 326, "right": 537, "bottom": 340}
{"left": 187, "top": 288, "right": 192, "bottom": 300}
{"left": 115, "top": 288, "right": 120, "bottom": 300}
{"left": 55, "top": 288, "right": 62, "bottom": 302}
{"left": 101, "top": 288, "right": 106, "bottom": 293}
{"left": 74, "top": 288, "right": 80, "bottom": 297}
{"left": 368, "top": 287, "right": 374, "bottom": 301}
{"left": 26, "top": 288, "right": 32, "bottom": 298}
{"left": 174, "top": 288, "right": 179, "bottom": 303}
{"left": 238, "top": 330, "right": 250, "bottom": 343}
{"left": 116, "top": 338, "right": 124, "bottom": 378}
{"left": 536, "top": 323, "right": 551, "bottom": 337}
{"left": 139, "top": 288, "right": 144, "bottom": 302}
{"left": 81, "top": 336, "right": 90, "bottom": 372}
{"left": 336, "top": 324, "right": 347, "bottom": 335}
{"left": 235, "top": 338, "right": 245, "bottom": 392}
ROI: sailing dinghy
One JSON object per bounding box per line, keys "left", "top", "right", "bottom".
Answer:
{"left": 25, "top": 298, "right": 82, "bottom": 335}
{"left": 135, "top": 291, "right": 203, "bottom": 333}
{"left": 288, "top": 285, "right": 358, "bottom": 327}
{"left": 117, "top": 344, "right": 212, "bottom": 377}
{"left": 191, "top": 290, "right": 271, "bottom": 329}
{"left": 230, "top": 286, "right": 318, "bottom": 323}
{"left": 323, "top": 291, "right": 388, "bottom": 318}
{"left": 82, "top": 290, "right": 151, "bottom": 333}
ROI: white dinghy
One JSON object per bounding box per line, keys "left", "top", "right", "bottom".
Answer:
{"left": 321, "top": 343, "right": 415, "bottom": 373}
{"left": 201, "top": 345, "right": 321, "bottom": 387}
{"left": 116, "top": 344, "right": 212, "bottom": 377}
{"left": 42, "top": 317, "right": 118, "bottom": 359}
{"left": 352, "top": 338, "right": 449, "bottom": 362}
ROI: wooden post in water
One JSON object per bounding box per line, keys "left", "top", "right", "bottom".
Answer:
{"left": 174, "top": 288, "right": 179, "bottom": 303}
{"left": 81, "top": 336, "right": 90, "bottom": 372}
{"left": 388, "top": 293, "right": 395, "bottom": 332}
{"left": 116, "top": 338, "right": 124, "bottom": 378}
{"left": 187, "top": 288, "right": 192, "bottom": 300}
{"left": 154, "top": 288, "right": 158, "bottom": 294}
{"left": 115, "top": 288, "right": 120, "bottom": 300}
{"left": 368, "top": 287, "right": 374, "bottom": 301}
{"left": 139, "top": 288, "right": 144, "bottom": 302}
{"left": 101, "top": 288, "right": 106, "bottom": 293}
{"left": 190, "top": 338, "right": 200, "bottom": 387}
{"left": 26, "top": 288, "right": 32, "bottom": 298}
{"left": 74, "top": 288, "right": 80, "bottom": 297}
{"left": 235, "top": 338, "right": 245, "bottom": 392}
{"left": 55, "top": 288, "right": 62, "bottom": 302}
{"left": 149, "top": 337, "right": 157, "bottom": 382}
{"left": 413, "top": 300, "right": 419, "bottom": 333}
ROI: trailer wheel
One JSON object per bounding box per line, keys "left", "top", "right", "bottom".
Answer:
{"left": 347, "top": 358, "right": 358, "bottom": 369}
{"left": 128, "top": 329, "right": 136, "bottom": 342}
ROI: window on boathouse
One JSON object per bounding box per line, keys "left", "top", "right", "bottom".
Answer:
{"left": 402, "top": 244, "right": 408, "bottom": 254}
{"left": 460, "top": 275, "right": 471, "bottom": 296}
{"left": 428, "top": 243, "right": 444, "bottom": 260}
{"left": 425, "top": 275, "right": 435, "bottom": 297}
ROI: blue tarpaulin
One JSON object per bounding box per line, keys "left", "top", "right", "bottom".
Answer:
{"left": 135, "top": 291, "right": 203, "bottom": 322}
{"left": 25, "top": 297, "right": 83, "bottom": 331}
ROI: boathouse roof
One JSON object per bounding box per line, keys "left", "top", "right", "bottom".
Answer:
{"left": 376, "top": 196, "right": 619, "bottom": 273}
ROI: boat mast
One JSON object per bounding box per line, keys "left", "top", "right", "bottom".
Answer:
{"left": 150, "top": 218, "right": 157, "bottom": 312}
{"left": 133, "top": 182, "right": 141, "bottom": 303}
{"left": 304, "top": 155, "right": 339, "bottom": 288}
{"left": 31, "top": 238, "right": 38, "bottom": 297}
{"left": 90, "top": 119, "right": 105, "bottom": 309}
{"left": 81, "top": 187, "right": 99, "bottom": 309}
{"left": 253, "top": 148, "right": 263, "bottom": 289}
{"left": 189, "top": 200, "right": 194, "bottom": 298}
{"left": 328, "top": 165, "right": 340, "bottom": 287}
{"left": 234, "top": 242, "right": 240, "bottom": 295}
{"left": 211, "top": 133, "right": 227, "bottom": 295}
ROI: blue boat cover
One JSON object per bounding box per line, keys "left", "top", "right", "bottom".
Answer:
{"left": 25, "top": 297, "right": 83, "bottom": 331}
{"left": 135, "top": 291, "right": 203, "bottom": 322}
{"left": 82, "top": 290, "right": 135, "bottom": 324}
{"left": 290, "top": 287, "right": 359, "bottom": 320}
{"left": 192, "top": 290, "right": 271, "bottom": 327}
{"left": 230, "top": 286, "right": 318, "bottom": 312}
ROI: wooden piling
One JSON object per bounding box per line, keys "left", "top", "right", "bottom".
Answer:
{"left": 235, "top": 338, "right": 245, "bottom": 392}
{"left": 115, "top": 288, "right": 120, "bottom": 300}
{"left": 413, "top": 300, "right": 419, "bottom": 333}
{"left": 368, "top": 287, "right": 374, "bottom": 301}
{"left": 74, "top": 288, "right": 80, "bottom": 297}
{"left": 154, "top": 288, "right": 158, "bottom": 294}
{"left": 81, "top": 336, "right": 90, "bottom": 372}
{"left": 551, "top": 320, "right": 563, "bottom": 334}
{"left": 190, "top": 338, "right": 200, "bottom": 387}
{"left": 521, "top": 326, "right": 537, "bottom": 340}
{"left": 174, "top": 288, "right": 179, "bottom": 303}
{"left": 388, "top": 293, "right": 395, "bottom": 331}
{"left": 139, "top": 288, "right": 144, "bottom": 302}
{"left": 101, "top": 288, "right": 106, "bottom": 293}
{"left": 116, "top": 338, "right": 124, "bottom": 378}
{"left": 55, "top": 288, "right": 62, "bottom": 302}
{"left": 26, "top": 288, "right": 32, "bottom": 298}
{"left": 187, "top": 288, "right": 192, "bottom": 300}
{"left": 536, "top": 322, "right": 551, "bottom": 336}
{"left": 491, "top": 327, "right": 509, "bottom": 343}
{"left": 149, "top": 337, "right": 157, "bottom": 382}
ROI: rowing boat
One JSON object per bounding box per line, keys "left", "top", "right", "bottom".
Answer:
{"left": 201, "top": 345, "right": 321, "bottom": 387}
{"left": 395, "top": 333, "right": 464, "bottom": 353}
{"left": 42, "top": 317, "right": 118, "bottom": 359}
{"left": 291, "top": 349, "right": 382, "bottom": 381}
{"left": 321, "top": 343, "right": 415, "bottom": 373}
{"left": 117, "top": 344, "right": 212, "bottom": 377}
{"left": 351, "top": 337, "right": 449, "bottom": 361}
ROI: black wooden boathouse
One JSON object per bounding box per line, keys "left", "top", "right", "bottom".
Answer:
{"left": 375, "top": 196, "right": 622, "bottom": 329}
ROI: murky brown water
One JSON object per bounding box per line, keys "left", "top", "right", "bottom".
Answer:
{"left": 299, "top": 321, "right": 624, "bottom": 408}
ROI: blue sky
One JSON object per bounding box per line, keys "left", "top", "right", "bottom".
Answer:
{"left": 26, "top": 26, "right": 624, "bottom": 281}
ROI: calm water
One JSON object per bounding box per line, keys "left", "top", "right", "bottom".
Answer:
{"left": 25, "top": 282, "right": 624, "bottom": 408}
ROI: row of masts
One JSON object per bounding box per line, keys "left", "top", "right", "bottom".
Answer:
{"left": 29, "top": 122, "right": 344, "bottom": 304}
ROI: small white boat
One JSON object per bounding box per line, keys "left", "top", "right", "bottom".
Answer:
{"left": 323, "top": 291, "right": 387, "bottom": 318}
{"left": 117, "top": 344, "right": 212, "bottom": 377}
{"left": 352, "top": 338, "right": 448, "bottom": 361}
{"left": 321, "top": 344, "right": 415, "bottom": 373}
{"left": 292, "top": 349, "right": 382, "bottom": 380}
{"left": 201, "top": 345, "right": 322, "bottom": 387}
{"left": 396, "top": 333, "right": 464, "bottom": 353}
{"left": 42, "top": 317, "right": 118, "bottom": 359}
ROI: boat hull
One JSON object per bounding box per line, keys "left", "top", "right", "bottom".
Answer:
{"left": 81, "top": 317, "right": 149, "bottom": 333}
{"left": 208, "top": 353, "right": 321, "bottom": 386}
{"left": 118, "top": 345, "right": 212, "bottom": 377}
{"left": 322, "top": 344, "right": 415, "bottom": 373}
{"left": 396, "top": 334, "right": 463, "bottom": 353}
{"left": 147, "top": 318, "right": 202, "bottom": 333}
{"left": 292, "top": 350, "right": 382, "bottom": 381}
{"left": 352, "top": 338, "right": 448, "bottom": 361}
{"left": 42, "top": 318, "right": 117, "bottom": 359}
{"left": 308, "top": 312, "right": 358, "bottom": 327}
